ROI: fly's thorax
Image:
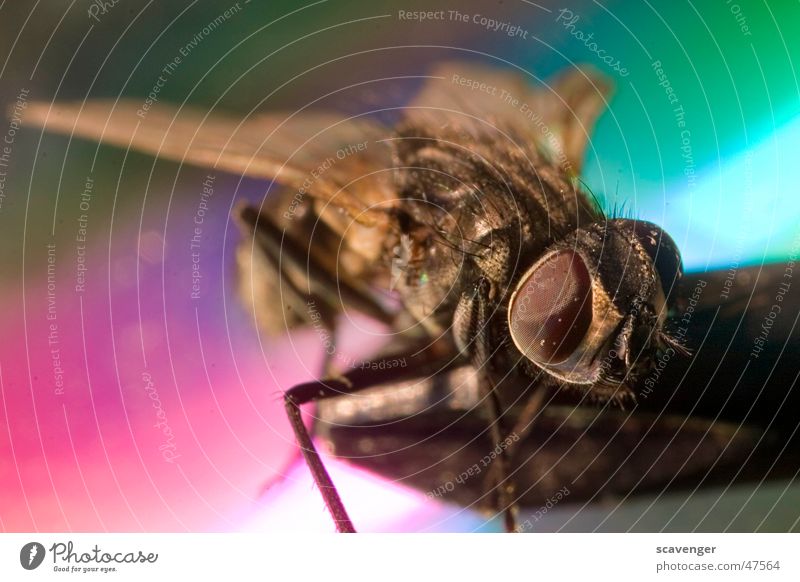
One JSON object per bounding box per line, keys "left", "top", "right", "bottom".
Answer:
{"left": 388, "top": 120, "right": 606, "bottom": 341}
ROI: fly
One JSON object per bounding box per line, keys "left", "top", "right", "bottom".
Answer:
{"left": 21, "top": 61, "right": 799, "bottom": 533}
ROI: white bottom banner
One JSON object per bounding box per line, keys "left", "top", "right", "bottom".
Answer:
{"left": 0, "top": 533, "right": 796, "bottom": 581}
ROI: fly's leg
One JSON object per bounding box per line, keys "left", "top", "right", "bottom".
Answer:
{"left": 237, "top": 201, "right": 392, "bottom": 499}
{"left": 483, "top": 383, "right": 551, "bottom": 515}
{"left": 485, "top": 390, "right": 518, "bottom": 533}
{"left": 236, "top": 203, "right": 393, "bottom": 327}
{"left": 284, "top": 345, "right": 459, "bottom": 533}
{"left": 259, "top": 347, "right": 340, "bottom": 500}
{"left": 284, "top": 379, "right": 355, "bottom": 532}
{"left": 453, "top": 277, "right": 518, "bottom": 532}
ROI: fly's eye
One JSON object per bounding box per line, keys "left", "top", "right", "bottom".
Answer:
{"left": 633, "top": 222, "right": 683, "bottom": 294}
{"left": 508, "top": 250, "right": 593, "bottom": 364}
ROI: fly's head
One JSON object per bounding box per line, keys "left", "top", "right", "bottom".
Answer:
{"left": 507, "top": 219, "right": 684, "bottom": 400}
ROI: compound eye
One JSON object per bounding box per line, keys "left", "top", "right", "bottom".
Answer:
{"left": 509, "top": 250, "right": 593, "bottom": 364}
{"left": 632, "top": 222, "right": 683, "bottom": 296}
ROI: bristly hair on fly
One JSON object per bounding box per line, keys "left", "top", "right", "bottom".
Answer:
{"left": 574, "top": 176, "right": 607, "bottom": 221}
{"left": 590, "top": 180, "right": 642, "bottom": 222}
{"left": 574, "top": 176, "right": 644, "bottom": 223}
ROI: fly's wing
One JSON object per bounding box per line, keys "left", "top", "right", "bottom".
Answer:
{"left": 406, "top": 61, "right": 613, "bottom": 175}
{"left": 21, "top": 100, "right": 399, "bottom": 334}
{"left": 20, "top": 100, "right": 396, "bottom": 228}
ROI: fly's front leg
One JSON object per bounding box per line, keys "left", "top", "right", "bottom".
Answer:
{"left": 453, "top": 277, "right": 518, "bottom": 532}
{"left": 284, "top": 382, "right": 354, "bottom": 532}
{"left": 482, "top": 382, "right": 551, "bottom": 519}
{"left": 285, "top": 345, "right": 459, "bottom": 533}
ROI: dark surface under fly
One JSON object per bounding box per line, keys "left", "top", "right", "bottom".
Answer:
{"left": 316, "top": 262, "right": 800, "bottom": 514}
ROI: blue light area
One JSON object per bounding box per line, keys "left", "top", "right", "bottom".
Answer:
{"left": 601, "top": 115, "right": 800, "bottom": 273}
{"left": 665, "top": 115, "right": 800, "bottom": 272}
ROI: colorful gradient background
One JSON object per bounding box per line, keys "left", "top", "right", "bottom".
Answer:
{"left": 1, "top": 0, "right": 799, "bottom": 532}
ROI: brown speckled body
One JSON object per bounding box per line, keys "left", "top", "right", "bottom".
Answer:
{"left": 389, "top": 120, "right": 600, "bottom": 337}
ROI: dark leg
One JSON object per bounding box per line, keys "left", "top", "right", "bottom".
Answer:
{"left": 484, "top": 382, "right": 551, "bottom": 511}
{"left": 281, "top": 329, "right": 341, "bottom": 498}
{"left": 453, "top": 277, "right": 519, "bottom": 532}
{"left": 284, "top": 345, "right": 459, "bottom": 533}
{"left": 483, "top": 387, "right": 518, "bottom": 532}
{"left": 237, "top": 204, "right": 394, "bottom": 326}
{"left": 285, "top": 382, "right": 355, "bottom": 532}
